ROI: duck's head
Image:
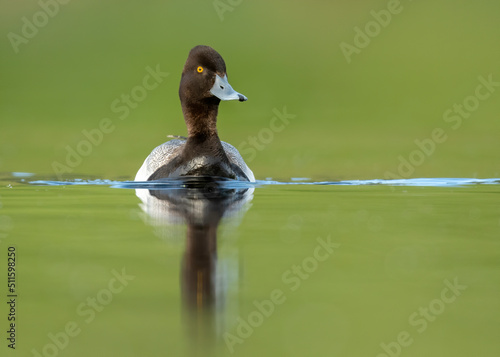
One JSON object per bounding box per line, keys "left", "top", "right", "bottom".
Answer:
{"left": 179, "top": 45, "right": 247, "bottom": 106}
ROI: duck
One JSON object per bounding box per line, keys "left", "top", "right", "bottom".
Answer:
{"left": 135, "top": 45, "right": 255, "bottom": 182}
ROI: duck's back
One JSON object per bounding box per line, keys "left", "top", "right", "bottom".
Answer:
{"left": 135, "top": 139, "right": 255, "bottom": 182}
{"left": 135, "top": 140, "right": 184, "bottom": 181}
{"left": 220, "top": 141, "right": 255, "bottom": 181}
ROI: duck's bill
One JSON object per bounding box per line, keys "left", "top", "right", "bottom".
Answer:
{"left": 210, "top": 74, "right": 247, "bottom": 102}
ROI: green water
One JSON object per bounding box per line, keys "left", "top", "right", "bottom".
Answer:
{"left": 1, "top": 177, "right": 499, "bottom": 356}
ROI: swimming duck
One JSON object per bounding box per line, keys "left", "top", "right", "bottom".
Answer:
{"left": 135, "top": 45, "right": 255, "bottom": 182}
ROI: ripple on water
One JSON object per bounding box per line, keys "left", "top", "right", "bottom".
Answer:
{"left": 23, "top": 176, "right": 500, "bottom": 189}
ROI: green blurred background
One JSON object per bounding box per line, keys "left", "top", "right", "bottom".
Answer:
{"left": 1, "top": 0, "right": 499, "bottom": 180}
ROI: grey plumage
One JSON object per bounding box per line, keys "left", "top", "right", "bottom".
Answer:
{"left": 135, "top": 139, "right": 255, "bottom": 182}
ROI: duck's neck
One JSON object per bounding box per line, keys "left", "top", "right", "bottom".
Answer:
{"left": 181, "top": 98, "right": 227, "bottom": 158}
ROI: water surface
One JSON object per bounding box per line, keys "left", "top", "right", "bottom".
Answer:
{"left": 1, "top": 174, "right": 499, "bottom": 357}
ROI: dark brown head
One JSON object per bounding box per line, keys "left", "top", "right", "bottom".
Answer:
{"left": 179, "top": 45, "right": 247, "bottom": 107}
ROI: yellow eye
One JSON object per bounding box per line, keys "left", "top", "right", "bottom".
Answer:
{"left": 197, "top": 66, "right": 204, "bottom": 73}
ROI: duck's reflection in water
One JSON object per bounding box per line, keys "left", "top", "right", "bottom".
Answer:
{"left": 135, "top": 177, "right": 253, "bottom": 353}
